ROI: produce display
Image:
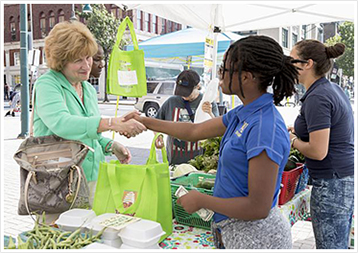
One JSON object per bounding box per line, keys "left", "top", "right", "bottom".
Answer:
{"left": 188, "top": 137, "right": 222, "bottom": 172}
{"left": 195, "top": 178, "right": 215, "bottom": 190}
{"left": 5, "top": 213, "right": 105, "bottom": 249}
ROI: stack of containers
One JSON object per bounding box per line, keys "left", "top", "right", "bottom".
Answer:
{"left": 85, "top": 213, "right": 123, "bottom": 248}
{"left": 55, "top": 209, "right": 96, "bottom": 233}
{"left": 118, "top": 219, "right": 165, "bottom": 249}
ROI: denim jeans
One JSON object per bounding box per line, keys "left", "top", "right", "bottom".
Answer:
{"left": 310, "top": 174, "right": 354, "bottom": 249}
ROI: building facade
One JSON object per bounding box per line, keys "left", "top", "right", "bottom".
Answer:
{"left": 3, "top": 4, "right": 182, "bottom": 99}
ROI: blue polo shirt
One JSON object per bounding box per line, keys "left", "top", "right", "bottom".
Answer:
{"left": 294, "top": 77, "right": 354, "bottom": 179}
{"left": 213, "top": 93, "right": 290, "bottom": 223}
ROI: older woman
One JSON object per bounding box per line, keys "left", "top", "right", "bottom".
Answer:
{"left": 33, "top": 21, "right": 146, "bottom": 220}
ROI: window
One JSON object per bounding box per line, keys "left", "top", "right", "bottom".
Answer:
{"left": 40, "top": 12, "right": 46, "bottom": 38}
{"left": 161, "top": 18, "right": 166, "bottom": 34}
{"left": 282, "top": 28, "right": 288, "bottom": 48}
{"left": 318, "top": 28, "right": 323, "bottom": 42}
{"left": 136, "top": 10, "right": 142, "bottom": 30}
{"left": 152, "top": 15, "right": 157, "bottom": 34}
{"left": 144, "top": 12, "right": 149, "bottom": 32}
{"left": 147, "top": 82, "right": 159, "bottom": 93}
{"left": 301, "top": 25, "right": 307, "bottom": 39}
{"left": 158, "top": 82, "right": 175, "bottom": 95}
{"left": 28, "top": 14, "right": 31, "bottom": 31}
{"left": 49, "top": 11, "right": 55, "bottom": 30}
{"left": 10, "top": 16, "right": 16, "bottom": 41}
{"left": 58, "top": 10, "right": 65, "bottom": 23}
{"left": 167, "top": 21, "right": 172, "bottom": 32}
{"left": 110, "top": 5, "right": 122, "bottom": 19}
{"left": 88, "top": 77, "right": 99, "bottom": 93}
{"left": 14, "top": 52, "right": 20, "bottom": 66}
{"left": 292, "top": 33, "right": 298, "bottom": 46}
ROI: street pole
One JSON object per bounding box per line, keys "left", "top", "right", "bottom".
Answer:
{"left": 18, "top": 4, "right": 29, "bottom": 139}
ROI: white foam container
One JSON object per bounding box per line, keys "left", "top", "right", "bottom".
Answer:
{"left": 83, "top": 242, "right": 118, "bottom": 249}
{"left": 85, "top": 213, "right": 121, "bottom": 240}
{"left": 120, "top": 243, "right": 161, "bottom": 249}
{"left": 102, "top": 238, "right": 122, "bottom": 248}
{"left": 55, "top": 209, "right": 96, "bottom": 232}
{"left": 118, "top": 219, "right": 165, "bottom": 249}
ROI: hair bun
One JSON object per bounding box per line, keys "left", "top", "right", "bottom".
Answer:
{"left": 326, "top": 43, "right": 345, "bottom": 59}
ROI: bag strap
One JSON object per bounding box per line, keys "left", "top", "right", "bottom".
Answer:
{"left": 114, "top": 16, "right": 139, "bottom": 50}
{"left": 183, "top": 99, "right": 195, "bottom": 122}
{"left": 23, "top": 165, "right": 82, "bottom": 220}
{"left": 107, "top": 162, "right": 147, "bottom": 214}
{"left": 147, "top": 133, "right": 168, "bottom": 164}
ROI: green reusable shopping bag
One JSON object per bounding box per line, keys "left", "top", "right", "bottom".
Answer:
{"left": 107, "top": 16, "right": 147, "bottom": 97}
{"left": 92, "top": 134, "right": 172, "bottom": 242}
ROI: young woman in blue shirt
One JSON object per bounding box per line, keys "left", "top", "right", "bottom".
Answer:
{"left": 290, "top": 40, "right": 354, "bottom": 249}
{"left": 125, "top": 35, "right": 299, "bottom": 249}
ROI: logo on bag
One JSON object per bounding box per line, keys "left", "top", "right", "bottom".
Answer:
{"left": 122, "top": 190, "right": 137, "bottom": 209}
{"left": 118, "top": 60, "right": 138, "bottom": 86}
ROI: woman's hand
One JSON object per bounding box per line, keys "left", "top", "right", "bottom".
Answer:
{"left": 112, "top": 141, "right": 131, "bottom": 164}
{"left": 288, "top": 126, "right": 297, "bottom": 142}
{"left": 155, "top": 135, "right": 164, "bottom": 149}
{"left": 112, "top": 111, "right": 146, "bottom": 138}
{"left": 202, "top": 101, "right": 214, "bottom": 118}
{"left": 177, "top": 190, "right": 204, "bottom": 214}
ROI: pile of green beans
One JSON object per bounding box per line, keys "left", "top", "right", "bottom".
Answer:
{"left": 6, "top": 213, "right": 106, "bottom": 249}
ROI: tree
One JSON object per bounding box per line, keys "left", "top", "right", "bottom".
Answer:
{"left": 326, "top": 22, "right": 354, "bottom": 78}
{"left": 79, "top": 4, "right": 129, "bottom": 102}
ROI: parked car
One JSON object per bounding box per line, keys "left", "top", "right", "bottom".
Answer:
{"left": 135, "top": 80, "right": 176, "bottom": 117}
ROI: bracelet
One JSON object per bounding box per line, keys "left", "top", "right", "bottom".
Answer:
{"left": 105, "top": 141, "right": 114, "bottom": 153}
{"left": 108, "top": 117, "right": 112, "bottom": 128}
{"left": 291, "top": 136, "right": 298, "bottom": 148}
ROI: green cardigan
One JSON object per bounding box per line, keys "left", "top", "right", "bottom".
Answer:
{"left": 33, "top": 69, "right": 112, "bottom": 181}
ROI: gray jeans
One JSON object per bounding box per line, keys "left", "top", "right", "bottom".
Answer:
{"left": 211, "top": 207, "right": 292, "bottom": 249}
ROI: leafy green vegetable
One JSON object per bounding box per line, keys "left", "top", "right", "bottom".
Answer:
{"left": 188, "top": 137, "right": 222, "bottom": 172}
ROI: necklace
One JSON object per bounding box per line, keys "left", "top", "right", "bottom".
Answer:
{"left": 74, "top": 84, "right": 83, "bottom": 101}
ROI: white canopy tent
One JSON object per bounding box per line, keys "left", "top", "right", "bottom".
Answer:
{"left": 120, "top": 2, "right": 355, "bottom": 105}
{"left": 122, "top": 2, "right": 355, "bottom": 75}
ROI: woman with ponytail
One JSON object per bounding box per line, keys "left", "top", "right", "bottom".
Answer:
{"left": 289, "top": 40, "right": 354, "bottom": 249}
{"left": 123, "top": 35, "right": 298, "bottom": 249}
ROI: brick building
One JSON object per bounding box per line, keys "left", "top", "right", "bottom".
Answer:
{"left": 3, "top": 4, "right": 183, "bottom": 97}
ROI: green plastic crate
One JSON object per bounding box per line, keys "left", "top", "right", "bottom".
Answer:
{"left": 171, "top": 173, "right": 215, "bottom": 230}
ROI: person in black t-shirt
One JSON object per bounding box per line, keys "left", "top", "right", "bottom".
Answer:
{"left": 289, "top": 40, "right": 354, "bottom": 249}
{"left": 155, "top": 70, "right": 219, "bottom": 165}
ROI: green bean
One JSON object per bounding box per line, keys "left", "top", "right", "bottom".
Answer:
{"left": 50, "top": 238, "right": 57, "bottom": 249}
{"left": 6, "top": 236, "right": 16, "bottom": 249}
{"left": 56, "top": 231, "right": 72, "bottom": 243}
{"left": 64, "top": 228, "right": 81, "bottom": 243}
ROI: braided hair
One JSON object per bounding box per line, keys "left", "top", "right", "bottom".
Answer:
{"left": 223, "top": 35, "right": 298, "bottom": 105}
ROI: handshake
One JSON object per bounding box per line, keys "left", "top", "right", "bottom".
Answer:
{"left": 108, "top": 110, "right": 146, "bottom": 138}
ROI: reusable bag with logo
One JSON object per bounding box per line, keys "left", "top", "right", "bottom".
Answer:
{"left": 92, "top": 134, "right": 172, "bottom": 241}
{"left": 107, "top": 16, "right": 147, "bottom": 97}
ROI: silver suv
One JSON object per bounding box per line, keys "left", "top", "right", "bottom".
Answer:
{"left": 135, "top": 80, "right": 176, "bottom": 117}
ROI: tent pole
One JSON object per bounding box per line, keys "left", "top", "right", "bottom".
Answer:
{"left": 212, "top": 4, "right": 223, "bottom": 105}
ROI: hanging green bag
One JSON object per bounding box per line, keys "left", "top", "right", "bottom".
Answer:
{"left": 92, "top": 134, "right": 172, "bottom": 242}
{"left": 107, "top": 16, "right": 147, "bottom": 97}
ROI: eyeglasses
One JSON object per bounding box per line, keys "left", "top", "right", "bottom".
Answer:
{"left": 218, "top": 65, "right": 229, "bottom": 76}
{"left": 291, "top": 59, "right": 309, "bottom": 64}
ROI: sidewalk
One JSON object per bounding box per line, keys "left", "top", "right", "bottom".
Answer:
{"left": 2, "top": 108, "right": 317, "bottom": 249}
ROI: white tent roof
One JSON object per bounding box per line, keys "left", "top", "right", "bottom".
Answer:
{"left": 122, "top": 2, "right": 355, "bottom": 32}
